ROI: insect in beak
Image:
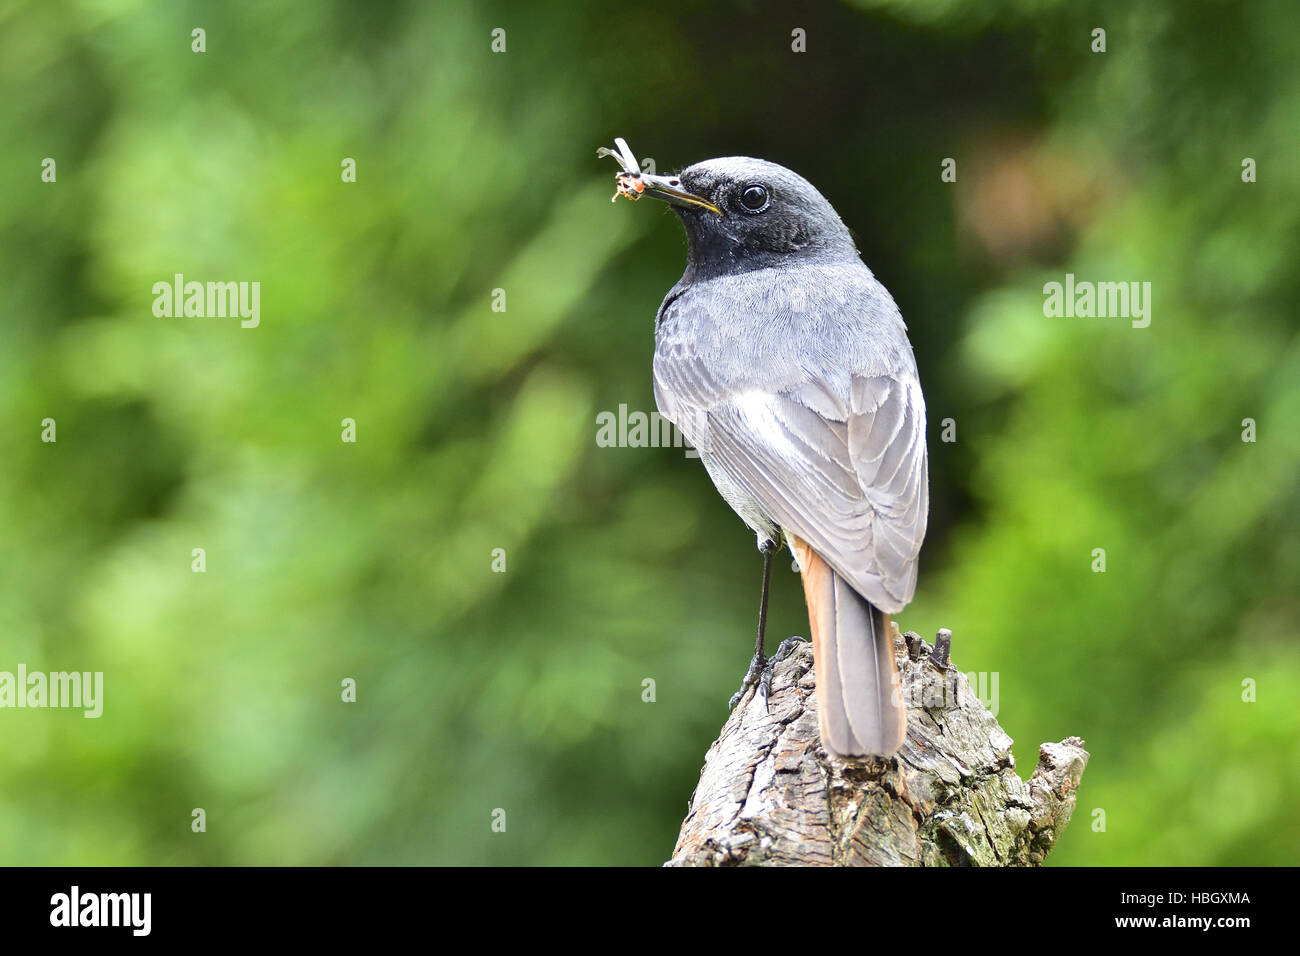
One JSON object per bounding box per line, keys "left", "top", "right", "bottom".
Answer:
{"left": 597, "top": 137, "right": 722, "bottom": 215}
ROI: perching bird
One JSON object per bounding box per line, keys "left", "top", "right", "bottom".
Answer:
{"left": 602, "top": 141, "right": 929, "bottom": 757}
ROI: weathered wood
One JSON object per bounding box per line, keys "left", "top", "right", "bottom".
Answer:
{"left": 666, "top": 627, "right": 1088, "bottom": 866}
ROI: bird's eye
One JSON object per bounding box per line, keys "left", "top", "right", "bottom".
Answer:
{"left": 739, "top": 184, "right": 769, "bottom": 212}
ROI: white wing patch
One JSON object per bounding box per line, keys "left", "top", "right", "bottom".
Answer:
{"left": 732, "top": 389, "right": 801, "bottom": 459}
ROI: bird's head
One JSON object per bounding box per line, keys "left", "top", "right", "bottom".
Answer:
{"left": 603, "top": 146, "right": 858, "bottom": 277}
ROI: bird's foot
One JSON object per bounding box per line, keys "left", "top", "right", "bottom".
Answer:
{"left": 728, "top": 636, "right": 807, "bottom": 712}
{"left": 727, "top": 652, "right": 765, "bottom": 712}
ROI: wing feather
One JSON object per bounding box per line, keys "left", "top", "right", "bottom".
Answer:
{"left": 657, "top": 360, "right": 928, "bottom": 614}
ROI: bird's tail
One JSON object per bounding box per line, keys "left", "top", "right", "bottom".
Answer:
{"left": 791, "top": 536, "right": 906, "bottom": 757}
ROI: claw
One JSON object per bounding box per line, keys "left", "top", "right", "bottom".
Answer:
{"left": 728, "top": 653, "right": 765, "bottom": 710}
{"left": 731, "top": 636, "right": 807, "bottom": 713}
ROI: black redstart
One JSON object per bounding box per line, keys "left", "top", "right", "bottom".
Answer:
{"left": 600, "top": 139, "right": 929, "bottom": 757}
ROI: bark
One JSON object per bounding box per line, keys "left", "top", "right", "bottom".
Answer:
{"left": 665, "top": 627, "right": 1088, "bottom": 866}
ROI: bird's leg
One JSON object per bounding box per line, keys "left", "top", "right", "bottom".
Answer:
{"left": 729, "top": 537, "right": 804, "bottom": 712}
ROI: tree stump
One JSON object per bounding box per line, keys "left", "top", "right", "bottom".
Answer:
{"left": 666, "top": 627, "right": 1088, "bottom": 866}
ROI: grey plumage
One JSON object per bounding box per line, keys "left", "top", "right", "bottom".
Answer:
{"left": 641, "top": 155, "right": 929, "bottom": 756}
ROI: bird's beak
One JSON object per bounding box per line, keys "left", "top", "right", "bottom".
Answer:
{"left": 639, "top": 173, "right": 722, "bottom": 215}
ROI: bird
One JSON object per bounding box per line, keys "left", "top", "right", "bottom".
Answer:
{"left": 601, "top": 142, "right": 929, "bottom": 757}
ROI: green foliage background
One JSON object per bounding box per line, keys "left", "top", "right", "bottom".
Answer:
{"left": 1, "top": 0, "right": 1296, "bottom": 865}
